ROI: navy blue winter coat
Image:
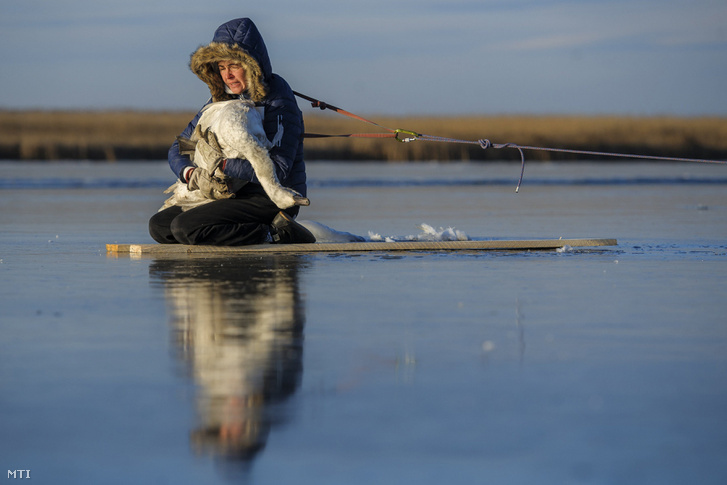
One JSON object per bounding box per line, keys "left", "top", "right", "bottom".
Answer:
{"left": 168, "top": 18, "right": 306, "bottom": 197}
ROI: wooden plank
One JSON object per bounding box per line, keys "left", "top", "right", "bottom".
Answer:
{"left": 106, "top": 238, "right": 617, "bottom": 255}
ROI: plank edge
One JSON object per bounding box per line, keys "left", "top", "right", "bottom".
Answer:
{"left": 106, "top": 238, "right": 617, "bottom": 255}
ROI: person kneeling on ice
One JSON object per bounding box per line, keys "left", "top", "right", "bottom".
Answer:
{"left": 149, "top": 18, "right": 315, "bottom": 246}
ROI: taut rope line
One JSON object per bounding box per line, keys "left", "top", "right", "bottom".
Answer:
{"left": 294, "top": 91, "right": 726, "bottom": 192}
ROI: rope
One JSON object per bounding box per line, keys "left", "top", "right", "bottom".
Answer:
{"left": 413, "top": 134, "right": 527, "bottom": 192}
{"left": 293, "top": 91, "right": 397, "bottom": 137}
{"left": 413, "top": 133, "right": 727, "bottom": 192}
{"left": 294, "top": 91, "right": 727, "bottom": 192}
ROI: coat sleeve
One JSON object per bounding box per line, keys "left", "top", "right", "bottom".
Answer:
{"left": 167, "top": 107, "right": 204, "bottom": 182}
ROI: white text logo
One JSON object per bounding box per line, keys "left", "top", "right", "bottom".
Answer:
{"left": 7, "top": 470, "right": 31, "bottom": 479}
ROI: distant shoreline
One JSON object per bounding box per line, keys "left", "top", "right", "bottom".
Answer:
{"left": 1, "top": 110, "right": 725, "bottom": 162}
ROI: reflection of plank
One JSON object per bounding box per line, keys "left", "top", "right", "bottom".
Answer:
{"left": 107, "top": 238, "right": 617, "bottom": 255}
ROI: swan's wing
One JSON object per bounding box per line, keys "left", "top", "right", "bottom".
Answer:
{"left": 177, "top": 136, "right": 197, "bottom": 157}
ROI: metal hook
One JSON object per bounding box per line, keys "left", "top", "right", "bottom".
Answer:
{"left": 394, "top": 129, "right": 421, "bottom": 143}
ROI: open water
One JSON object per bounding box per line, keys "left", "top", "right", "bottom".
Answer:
{"left": 1, "top": 160, "right": 726, "bottom": 484}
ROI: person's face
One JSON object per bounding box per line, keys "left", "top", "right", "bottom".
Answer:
{"left": 218, "top": 61, "right": 246, "bottom": 94}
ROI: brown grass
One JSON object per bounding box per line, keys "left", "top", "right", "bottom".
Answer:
{"left": 1, "top": 109, "right": 725, "bottom": 162}
{"left": 0, "top": 110, "right": 193, "bottom": 161}
{"left": 304, "top": 113, "right": 727, "bottom": 161}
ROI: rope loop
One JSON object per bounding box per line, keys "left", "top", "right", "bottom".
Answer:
{"left": 478, "top": 139, "right": 526, "bottom": 192}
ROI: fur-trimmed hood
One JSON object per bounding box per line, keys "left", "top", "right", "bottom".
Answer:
{"left": 190, "top": 18, "right": 272, "bottom": 102}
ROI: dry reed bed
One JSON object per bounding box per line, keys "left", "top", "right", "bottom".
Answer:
{"left": 1, "top": 110, "right": 725, "bottom": 161}
{"left": 304, "top": 114, "right": 727, "bottom": 161}
{"left": 0, "top": 110, "right": 192, "bottom": 160}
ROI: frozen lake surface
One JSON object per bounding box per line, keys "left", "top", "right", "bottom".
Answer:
{"left": 1, "top": 161, "right": 726, "bottom": 484}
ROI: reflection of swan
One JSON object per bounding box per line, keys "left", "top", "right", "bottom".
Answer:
{"left": 149, "top": 255, "right": 307, "bottom": 463}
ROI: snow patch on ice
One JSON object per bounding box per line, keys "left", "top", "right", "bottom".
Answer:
{"left": 298, "top": 221, "right": 471, "bottom": 244}
{"left": 368, "top": 223, "right": 469, "bottom": 242}
{"left": 367, "top": 232, "right": 397, "bottom": 243}
{"left": 410, "top": 223, "right": 469, "bottom": 242}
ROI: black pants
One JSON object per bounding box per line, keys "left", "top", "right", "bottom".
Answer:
{"left": 148, "top": 184, "right": 299, "bottom": 246}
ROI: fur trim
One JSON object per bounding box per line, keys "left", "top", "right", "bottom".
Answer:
{"left": 190, "top": 42, "right": 268, "bottom": 102}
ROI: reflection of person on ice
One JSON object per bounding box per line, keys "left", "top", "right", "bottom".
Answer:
{"left": 149, "top": 18, "right": 315, "bottom": 246}
{"left": 149, "top": 255, "right": 306, "bottom": 462}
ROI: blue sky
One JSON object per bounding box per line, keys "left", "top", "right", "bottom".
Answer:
{"left": 1, "top": 0, "right": 725, "bottom": 115}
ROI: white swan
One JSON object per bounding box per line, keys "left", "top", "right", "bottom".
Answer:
{"left": 160, "top": 99, "right": 310, "bottom": 211}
